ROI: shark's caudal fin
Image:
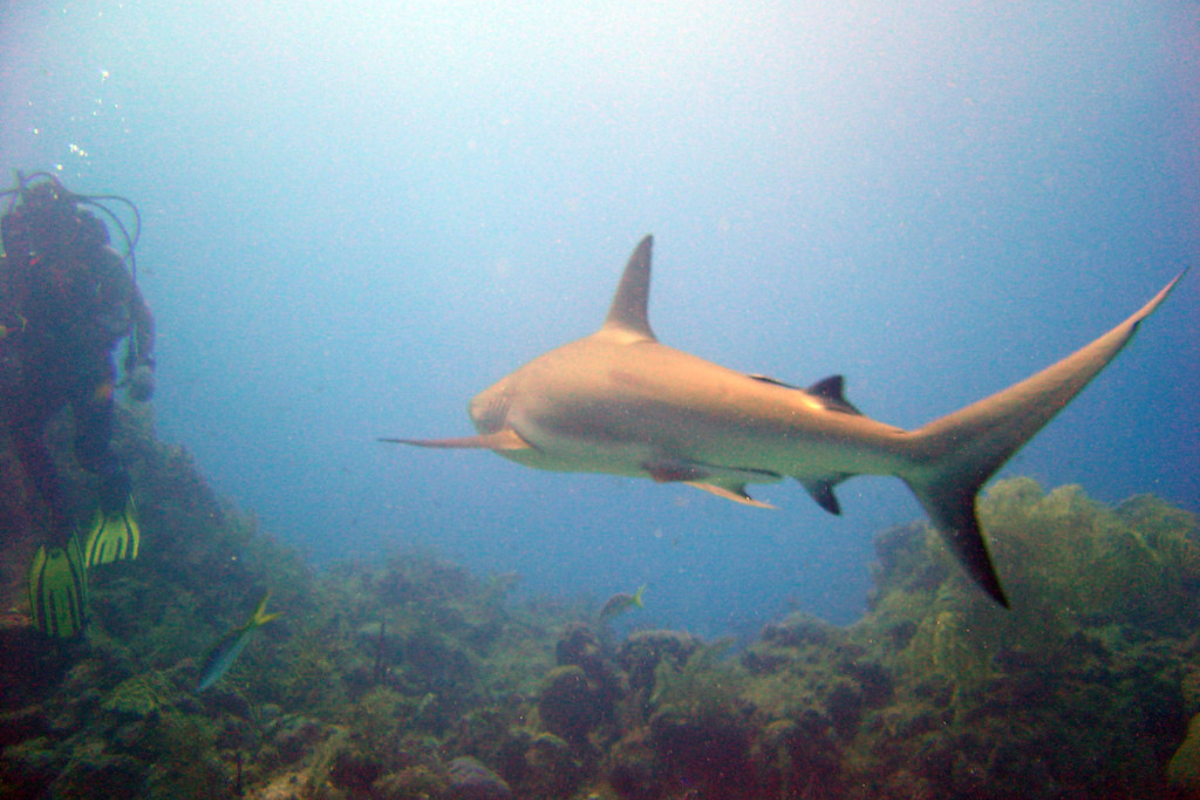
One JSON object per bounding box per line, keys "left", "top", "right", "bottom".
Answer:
{"left": 901, "top": 270, "right": 1187, "bottom": 607}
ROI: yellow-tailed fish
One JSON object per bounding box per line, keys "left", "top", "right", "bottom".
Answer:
{"left": 197, "top": 591, "right": 281, "bottom": 692}
{"left": 599, "top": 584, "right": 646, "bottom": 622}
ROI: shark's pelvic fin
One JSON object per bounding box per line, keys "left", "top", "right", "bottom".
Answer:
{"left": 902, "top": 268, "right": 1188, "bottom": 608}
{"left": 687, "top": 482, "right": 777, "bottom": 509}
{"left": 601, "top": 235, "right": 656, "bottom": 340}
{"left": 380, "top": 428, "right": 532, "bottom": 450}
{"left": 645, "top": 458, "right": 781, "bottom": 508}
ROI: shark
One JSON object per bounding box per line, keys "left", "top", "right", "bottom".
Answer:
{"left": 385, "top": 236, "right": 1186, "bottom": 607}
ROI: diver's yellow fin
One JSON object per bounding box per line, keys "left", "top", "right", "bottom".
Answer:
{"left": 28, "top": 538, "right": 90, "bottom": 638}
{"left": 84, "top": 495, "right": 140, "bottom": 568}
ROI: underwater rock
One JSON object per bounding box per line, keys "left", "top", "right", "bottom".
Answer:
{"left": 840, "top": 659, "right": 895, "bottom": 708}
{"left": 538, "top": 665, "right": 611, "bottom": 744}
{"left": 751, "top": 714, "right": 845, "bottom": 799}
{"left": 912, "top": 673, "right": 955, "bottom": 708}
{"left": 101, "top": 673, "right": 173, "bottom": 718}
{"left": 643, "top": 638, "right": 757, "bottom": 790}
{"left": 517, "top": 732, "right": 586, "bottom": 799}
{"left": 555, "top": 622, "right": 624, "bottom": 711}
{"left": 266, "top": 714, "right": 329, "bottom": 765}
{"left": 1169, "top": 714, "right": 1200, "bottom": 791}
{"left": 328, "top": 747, "right": 383, "bottom": 793}
{"left": 618, "top": 629, "right": 698, "bottom": 694}
{"left": 403, "top": 630, "right": 476, "bottom": 697}
{"left": 249, "top": 769, "right": 313, "bottom": 800}
{"left": 868, "top": 521, "right": 948, "bottom": 607}
{"left": 648, "top": 706, "right": 754, "bottom": 795}
{"left": 0, "top": 735, "right": 59, "bottom": 799}
{"left": 198, "top": 684, "right": 253, "bottom": 720}
{"left": 0, "top": 623, "right": 67, "bottom": 707}
{"left": 761, "top": 613, "right": 834, "bottom": 648}
{"left": 744, "top": 614, "right": 845, "bottom": 675}
{"left": 825, "top": 681, "right": 864, "bottom": 739}
{"left": 0, "top": 706, "right": 48, "bottom": 746}
{"left": 556, "top": 623, "right": 608, "bottom": 676}
{"left": 603, "top": 730, "right": 664, "bottom": 800}
{"left": 373, "top": 765, "right": 450, "bottom": 800}
{"left": 446, "top": 755, "right": 512, "bottom": 800}
{"left": 50, "top": 744, "right": 145, "bottom": 799}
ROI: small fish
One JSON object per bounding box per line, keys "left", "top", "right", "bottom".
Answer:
{"left": 197, "top": 591, "right": 281, "bottom": 692}
{"left": 599, "top": 584, "right": 646, "bottom": 622}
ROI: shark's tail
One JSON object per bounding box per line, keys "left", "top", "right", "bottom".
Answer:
{"left": 901, "top": 270, "right": 1187, "bottom": 607}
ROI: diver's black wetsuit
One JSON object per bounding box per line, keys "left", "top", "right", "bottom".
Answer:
{"left": 0, "top": 198, "right": 155, "bottom": 547}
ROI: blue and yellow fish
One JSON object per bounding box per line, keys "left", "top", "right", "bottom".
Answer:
{"left": 197, "top": 591, "right": 281, "bottom": 692}
{"left": 598, "top": 584, "right": 646, "bottom": 622}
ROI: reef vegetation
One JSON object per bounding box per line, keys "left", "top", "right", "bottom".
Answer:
{"left": 2, "top": 406, "right": 1200, "bottom": 799}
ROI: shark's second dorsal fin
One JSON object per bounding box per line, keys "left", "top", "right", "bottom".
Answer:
{"left": 750, "top": 373, "right": 863, "bottom": 416}
{"left": 602, "top": 235, "right": 656, "bottom": 341}
{"left": 807, "top": 375, "right": 863, "bottom": 416}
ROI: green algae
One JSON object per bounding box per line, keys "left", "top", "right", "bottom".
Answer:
{"left": 101, "top": 673, "right": 173, "bottom": 717}
{"left": 649, "top": 639, "right": 744, "bottom": 722}
{"left": 865, "top": 478, "right": 1199, "bottom": 692}
{"left": 1168, "top": 713, "right": 1200, "bottom": 790}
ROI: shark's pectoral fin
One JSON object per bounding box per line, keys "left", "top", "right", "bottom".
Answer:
{"left": 797, "top": 474, "right": 851, "bottom": 515}
{"left": 379, "top": 428, "right": 532, "bottom": 451}
{"left": 687, "top": 482, "right": 777, "bottom": 509}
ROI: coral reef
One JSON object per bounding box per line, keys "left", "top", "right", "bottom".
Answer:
{"left": 2, "top": 407, "right": 1199, "bottom": 799}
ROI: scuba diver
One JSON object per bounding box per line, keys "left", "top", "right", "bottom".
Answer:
{"left": 0, "top": 172, "right": 155, "bottom": 638}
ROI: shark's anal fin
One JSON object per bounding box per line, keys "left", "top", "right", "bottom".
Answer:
{"left": 797, "top": 474, "right": 849, "bottom": 515}
{"left": 380, "top": 428, "right": 532, "bottom": 451}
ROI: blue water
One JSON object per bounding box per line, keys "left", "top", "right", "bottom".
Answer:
{"left": 2, "top": 1, "right": 1196, "bottom": 636}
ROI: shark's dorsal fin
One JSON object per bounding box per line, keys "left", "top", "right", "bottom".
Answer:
{"left": 602, "top": 235, "right": 656, "bottom": 341}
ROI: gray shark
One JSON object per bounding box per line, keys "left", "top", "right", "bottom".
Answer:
{"left": 385, "top": 236, "right": 1185, "bottom": 606}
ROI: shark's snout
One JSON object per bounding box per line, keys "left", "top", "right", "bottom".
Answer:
{"left": 469, "top": 385, "right": 512, "bottom": 435}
